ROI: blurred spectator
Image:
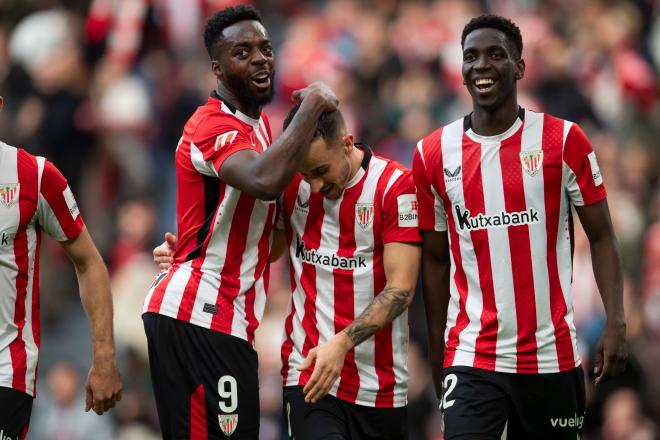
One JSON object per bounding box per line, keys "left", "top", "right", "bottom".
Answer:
{"left": 30, "top": 362, "right": 115, "bottom": 440}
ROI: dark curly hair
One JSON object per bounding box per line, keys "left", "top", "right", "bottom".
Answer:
{"left": 283, "top": 103, "right": 345, "bottom": 145}
{"left": 461, "top": 14, "right": 523, "bottom": 59}
{"left": 203, "top": 5, "right": 263, "bottom": 58}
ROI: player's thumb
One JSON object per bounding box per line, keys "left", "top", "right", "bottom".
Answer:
{"left": 297, "top": 351, "right": 315, "bottom": 371}
{"left": 594, "top": 346, "right": 603, "bottom": 375}
{"left": 165, "top": 232, "right": 177, "bottom": 249}
{"left": 85, "top": 383, "right": 93, "bottom": 412}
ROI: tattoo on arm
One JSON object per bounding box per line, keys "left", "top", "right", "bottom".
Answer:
{"left": 342, "top": 287, "right": 411, "bottom": 347}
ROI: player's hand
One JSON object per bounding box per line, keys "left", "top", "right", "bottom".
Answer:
{"left": 85, "top": 355, "right": 122, "bottom": 415}
{"left": 298, "top": 331, "right": 352, "bottom": 403}
{"left": 291, "top": 82, "right": 338, "bottom": 113}
{"left": 594, "top": 321, "right": 627, "bottom": 384}
{"left": 153, "top": 232, "right": 177, "bottom": 271}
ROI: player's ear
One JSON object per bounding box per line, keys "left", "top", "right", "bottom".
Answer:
{"left": 211, "top": 59, "right": 223, "bottom": 80}
{"left": 515, "top": 58, "right": 525, "bottom": 81}
{"left": 343, "top": 133, "right": 354, "bottom": 154}
{"left": 0, "top": 96, "right": 4, "bottom": 112}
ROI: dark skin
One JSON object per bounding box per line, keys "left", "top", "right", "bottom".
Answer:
{"left": 423, "top": 27, "right": 627, "bottom": 400}
{"left": 210, "top": 20, "right": 338, "bottom": 200}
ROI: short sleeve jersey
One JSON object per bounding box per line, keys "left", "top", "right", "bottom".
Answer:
{"left": 0, "top": 142, "right": 84, "bottom": 396}
{"left": 413, "top": 109, "right": 606, "bottom": 374}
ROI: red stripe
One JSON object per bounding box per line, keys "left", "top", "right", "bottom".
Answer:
{"left": 32, "top": 228, "right": 41, "bottom": 395}
{"left": 10, "top": 150, "right": 38, "bottom": 392}
{"left": 500, "top": 128, "right": 538, "bottom": 373}
{"left": 372, "top": 166, "right": 397, "bottom": 407}
{"left": 190, "top": 384, "right": 207, "bottom": 440}
{"left": 332, "top": 168, "right": 369, "bottom": 404}
{"left": 461, "top": 134, "right": 498, "bottom": 370}
{"left": 542, "top": 115, "right": 575, "bottom": 371}
{"left": 245, "top": 202, "right": 276, "bottom": 343}
{"left": 298, "top": 192, "right": 324, "bottom": 385}
{"left": 211, "top": 193, "right": 256, "bottom": 333}
{"left": 280, "top": 179, "right": 302, "bottom": 384}
{"left": 147, "top": 266, "right": 179, "bottom": 313}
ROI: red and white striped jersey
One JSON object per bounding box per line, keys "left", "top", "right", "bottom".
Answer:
{"left": 144, "top": 94, "right": 275, "bottom": 344}
{"left": 280, "top": 147, "right": 421, "bottom": 408}
{"left": 0, "top": 142, "right": 84, "bottom": 396}
{"left": 413, "top": 108, "right": 607, "bottom": 374}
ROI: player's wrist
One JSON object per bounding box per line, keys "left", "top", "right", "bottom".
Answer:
{"left": 336, "top": 330, "right": 355, "bottom": 351}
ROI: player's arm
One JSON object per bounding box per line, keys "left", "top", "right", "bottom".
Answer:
{"left": 60, "top": 227, "right": 122, "bottom": 415}
{"left": 575, "top": 199, "right": 627, "bottom": 383}
{"left": 218, "top": 82, "right": 338, "bottom": 200}
{"left": 299, "top": 241, "right": 420, "bottom": 403}
{"left": 421, "top": 230, "right": 451, "bottom": 399}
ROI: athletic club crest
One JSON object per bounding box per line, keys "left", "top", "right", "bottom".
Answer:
{"left": 520, "top": 150, "right": 543, "bottom": 176}
{"left": 0, "top": 183, "right": 19, "bottom": 208}
{"left": 218, "top": 414, "right": 238, "bottom": 436}
{"left": 355, "top": 203, "right": 374, "bottom": 230}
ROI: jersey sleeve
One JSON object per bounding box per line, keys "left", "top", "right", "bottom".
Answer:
{"left": 412, "top": 141, "right": 448, "bottom": 231}
{"left": 192, "top": 115, "right": 260, "bottom": 176}
{"left": 563, "top": 123, "right": 607, "bottom": 206}
{"left": 36, "top": 159, "right": 84, "bottom": 241}
{"left": 382, "top": 170, "right": 421, "bottom": 244}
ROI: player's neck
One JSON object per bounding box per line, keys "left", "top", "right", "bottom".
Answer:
{"left": 215, "top": 84, "right": 262, "bottom": 120}
{"left": 470, "top": 97, "right": 519, "bottom": 137}
{"left": 348, "top": 145, "right": 365, "bottom": 180}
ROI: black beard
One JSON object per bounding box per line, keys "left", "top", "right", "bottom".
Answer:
{"left": 225, "top": 72, "right": 275, "bottom": 108}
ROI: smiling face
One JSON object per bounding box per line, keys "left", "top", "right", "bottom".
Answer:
{"left": 299, "top": 134, "right": 355, "bottom": 200}
{"left": 461, "top": 27, "right": 525, "bottom": 112}
{"left": 212, "top": 20, "right": 275, "bottom": 110}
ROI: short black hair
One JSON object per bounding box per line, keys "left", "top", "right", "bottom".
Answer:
{"left": 461, "top": 14, "right": 523, "bottom": 59}
{"left": 283, "top": 103, "right": 345, "bottom": 145}
{"left": 203, "top": 5, "right": 263, "bottom": 58}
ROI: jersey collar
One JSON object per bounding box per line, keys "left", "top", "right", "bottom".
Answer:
{"left": 464, "top": 106, "right": 525, "bottom": 143}
{"left": 210, "top": 90, "right": 261, "bottom": 128}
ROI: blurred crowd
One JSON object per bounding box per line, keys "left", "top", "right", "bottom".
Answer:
{"left": 0, "top": 0, "right": 658, "bottom": 439}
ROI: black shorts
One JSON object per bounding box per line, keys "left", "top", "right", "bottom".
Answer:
{"left": 283, "top": 386, "right": 407, "bottom": 440}
{"left": 442, "top": 366, "right": 586, "bottom": 440}
{"left": 0, "top": 386, "right": 33, "bottom": 439}
{"left": 143, "top": 312, "right": 260, "bottom": 439}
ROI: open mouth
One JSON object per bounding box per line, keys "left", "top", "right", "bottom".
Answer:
{"left": 250, "top": 71, "right": 271, "bottom": 91}
{"left": 473, "top": 78, "right": 497, "bottom": 93}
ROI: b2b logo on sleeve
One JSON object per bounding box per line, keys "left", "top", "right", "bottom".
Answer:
{"left": 397, "top": 194, "right": 418, "bottom": 227}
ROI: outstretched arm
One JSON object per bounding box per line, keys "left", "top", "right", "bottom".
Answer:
{"left": 60, "top": 227, "right": 122, "bottom": 415}
{"left": 299, "top": 241, "right": 420, "bottom": 403}
{"left": 219, "top": 82, "right": 338, "bottom": 200}
{"left": 575, "top": 199, "right": 627, "bottom": 383}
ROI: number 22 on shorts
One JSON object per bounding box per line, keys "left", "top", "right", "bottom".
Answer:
{"left": 442, "top": 373, "right": 458, "bottom": 410}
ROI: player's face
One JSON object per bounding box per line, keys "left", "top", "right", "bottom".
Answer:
{"left": 461, "top": 28, "right": 524, "bottom": 111}
{"left": 214, "top": 20, "right": 275, "bottom": 107}
{"left": 299, "top": 135, "right": 354, "bottom": 200}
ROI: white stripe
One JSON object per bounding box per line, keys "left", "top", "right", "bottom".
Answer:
{"left": 416, "top": 140, "right": 426, "bottom": 164}
{"left": 521, "top": 111, "right": 558, "bottom": 372}
{"left": 0, "top": 145, "right": 19, "bottom": 391}
{"left": 382, "top": 169, "right": 403, "bottom": 199}
{"left": 315, "top": 197, "right": 339, "bottom": 346}
{"left": 151, "top": 263, "right": 194, "bottom": 319}
{"left": 259, "top": 118, "right": 271, "bottom": 144}
{"left": 190, "top": 141, "right": 218, "bottom": 177}
{"left": 351, "top": 157, "right": 386, "bottom": 405}
{"left": 442, "top": 119, "right": 479, "bottom": 368}
{"left": 481, "top": 139, "right": 516, "bottom": 371}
